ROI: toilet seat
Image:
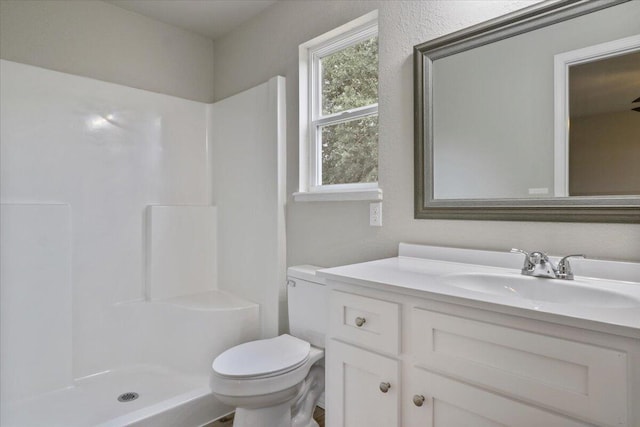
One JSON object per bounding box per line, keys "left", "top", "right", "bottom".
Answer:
{"left": 213, "top": 334, "right": 311, "bottom": 379}
{"left": 211, "top": 345, "right": 324, "bottom": 403}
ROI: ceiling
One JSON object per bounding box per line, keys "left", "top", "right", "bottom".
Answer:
{"left": 106, "top": 0, "right": 278, "bottom": 40}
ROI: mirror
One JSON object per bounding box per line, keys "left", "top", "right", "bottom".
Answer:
{"left": 555, "top": 37, "right": 640, "bottom": 197}
{"left": 414, "top": 0, "right": 640, "bottom": 222}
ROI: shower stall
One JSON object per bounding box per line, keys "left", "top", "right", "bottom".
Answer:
{"left": 0, "top": 60, "right": 286, "bottom": 426}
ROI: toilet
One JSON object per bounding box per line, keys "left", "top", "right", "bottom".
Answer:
{"left": 210, "top": 266, "right": 326, "bottom": 427}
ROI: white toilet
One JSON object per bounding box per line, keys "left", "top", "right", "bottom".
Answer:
{"left": 210, "top": 266, "right": 326, "bottom": 427}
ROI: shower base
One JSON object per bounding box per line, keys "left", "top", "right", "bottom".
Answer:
{"left": 2, "top": 365, "right": 228, "bottom": 427}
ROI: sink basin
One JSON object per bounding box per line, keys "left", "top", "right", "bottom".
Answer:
{"left": 440, "top": 272, "right": 640, "bottom": 308}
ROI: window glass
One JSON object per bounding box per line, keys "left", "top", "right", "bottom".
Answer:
{"left": 321, "top": 115, "right": 378, "bottom": 185}
{"left": 298, "top": 11, "right": 379, "bottom": 195}
{"left": 321, "top": 37, "right": 378, "bottom": 115}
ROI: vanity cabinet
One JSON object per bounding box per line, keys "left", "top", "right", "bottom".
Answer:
{"left": 326, "top": 340, "right": 400, "bottom": 427}
{"left": 404, "top": 369, "right": 593, "bottom": 427}
{"left": 325, "top": 290, "right": 402, "bottom": 427}
{"left": 326, "top": 285, "right": 640, "bottom": 427}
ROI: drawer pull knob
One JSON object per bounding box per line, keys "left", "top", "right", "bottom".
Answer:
{"left": 355, "top": 317, "right": 366, "bottom": 327}
{"left": 379, "top": 382, "right": 391, "bottom": 393}
{"left": 413, "top": 395, "right": 426, "bottom": 407}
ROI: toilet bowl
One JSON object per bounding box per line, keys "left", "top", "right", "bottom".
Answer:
{"left": 211, "top": 335, "right": 324, "bottom": 427}
{"left": 210, "top": 266, "right": 326, "bottom": 427}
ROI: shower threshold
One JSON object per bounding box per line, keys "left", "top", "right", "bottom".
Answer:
{"left": 1, "top": 365, "right": 227, "bottom": 427}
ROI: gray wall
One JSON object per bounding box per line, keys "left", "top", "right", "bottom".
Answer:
{"left": 213, "top": 0, "right": 640, "bottom": 264}
{"left": 0, "top": 0, "right": 214, "bottom": 102}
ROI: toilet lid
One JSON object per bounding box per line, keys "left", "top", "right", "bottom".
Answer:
{"left": 212, "top": 334, "right": 310, "bottom": 378}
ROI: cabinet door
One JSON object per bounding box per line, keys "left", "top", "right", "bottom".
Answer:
{"left": 326, "top": 339, "right": 400, "bottom": 427}
{"left": 411, "top": 308, "right": 628, "bottom": 426}
{"left": 404, "top": 368, "right": 594, "bottom": 427}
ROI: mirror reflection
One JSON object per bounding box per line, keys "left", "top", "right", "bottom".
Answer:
{"left": 568, "top": 51, "right": 640, "bottom": 197}
{"left": 429, "top": 1, "right": 640, "bottom": 201}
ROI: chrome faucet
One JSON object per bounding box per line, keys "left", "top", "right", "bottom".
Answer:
{"left": 510, "top": 249, "right": 585, "bottom": 280}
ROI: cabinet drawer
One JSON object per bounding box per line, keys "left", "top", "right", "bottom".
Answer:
{"left": 405, "top": 369, "right": 593, "bottom": 427}
{"left": 411, "top": 308, "right": 628, "bottom": 427}
{"left": 329, "top": 290, "right": 400, "bottom": 355}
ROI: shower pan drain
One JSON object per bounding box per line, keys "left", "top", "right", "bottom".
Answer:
{"left": 117, "top": 392, "right": 139, "bottom": 402}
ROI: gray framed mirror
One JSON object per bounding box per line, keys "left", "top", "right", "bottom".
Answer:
{"left": 414, "top": 0, "right": 640, "bottom": 222}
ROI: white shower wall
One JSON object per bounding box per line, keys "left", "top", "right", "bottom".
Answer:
{"left": 0, "top": 59, "right": 210, "bottom": 383}
{"left": 210, "top": 77, "right": 287, "bottom": 339}
{"left": 0, "top": 204, "right": 72, "bottom": 401}
{"left": 0, "top": 59, "right": 285, "bottom": 411}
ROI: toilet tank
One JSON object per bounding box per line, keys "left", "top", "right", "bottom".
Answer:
{"left": 287, "top": 265, "right": 327, "bottom": 348}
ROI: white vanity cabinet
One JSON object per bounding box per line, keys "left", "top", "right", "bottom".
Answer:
{"left": 326, "top": 284, "right": 640, "bottom": 427}
{"left": 404, "top": 369, "right": 595, "bottom": 427}
{"left": 325, "top": 290, "right": 402, "bottom": 427}
{"left": 326, "top": 340, "right": 400, "bottom": 427}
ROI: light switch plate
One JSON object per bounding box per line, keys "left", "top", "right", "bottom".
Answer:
{"left": 370, "top": 202, "right": 382, "bottom": 227}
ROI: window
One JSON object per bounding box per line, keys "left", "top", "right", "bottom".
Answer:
{"left": 297, "top": 11, "right": 381, "bottom": 201}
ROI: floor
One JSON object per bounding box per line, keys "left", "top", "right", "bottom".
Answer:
{"left": 209, "top": 406, "right": 325, "bottom": 426}
{"left": 313, "top": 406, "right": 326, "bottom": 426}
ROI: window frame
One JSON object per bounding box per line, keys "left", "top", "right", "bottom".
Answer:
{"left": 297, "top": 11, "right": 381, "bottom": 201}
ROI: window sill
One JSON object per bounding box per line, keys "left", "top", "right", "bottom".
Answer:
{"left": 293, "top": 188, "right": 383, "bottom": 202}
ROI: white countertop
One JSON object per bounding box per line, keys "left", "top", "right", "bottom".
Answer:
{"left": 319, "top": 249, "right": 640, "bottom": 339}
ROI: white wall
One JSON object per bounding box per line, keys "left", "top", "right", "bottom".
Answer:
{"left": 0, "top": 204, "right": 72, "bottom": 402}
{"left": 210, "top": 77, "right": 287, "bottom": 338}
{"left": 1, "top": 0, "right": 290, "bottom": 376}
{"left": 0, "top": 0, "right": 215, "bottom": 102}
{"left": 1, "top": 59, "right": 281, "bottom": 408}
{"left": 213, "top": 0, "right": 640, "bottom": 266}
{"left": 0, "top": 59, "right": 210, "bottom": 379}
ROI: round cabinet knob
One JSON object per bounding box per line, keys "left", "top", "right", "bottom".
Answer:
{"left": 355, "top": 317, "right": 366, "bottom": 327}
{"left": 379, "top": 382, "right": 391, "bottom": 393}
{"left": 412, "top": 394, "right": 426, "bottom": 407}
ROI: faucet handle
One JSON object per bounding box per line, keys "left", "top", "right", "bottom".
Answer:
{"left": 529, "top": 251, "right": 549, "bottom": 264}
{"left": 511, "top": 248, "right": 533, "bottom": 273}
{"left": 559, "top": 254, "right": 586, "bottom": 263}
{"left": 557, "top": 254, "right": 586, "bottom": 280}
